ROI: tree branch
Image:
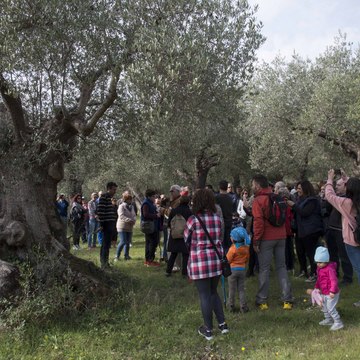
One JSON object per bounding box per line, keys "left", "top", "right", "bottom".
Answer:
{"left": 0, "top": 74, "right": 29, "bottom": 142}
{"left": 78, "top": 69, "right": 121, "bottom": 136}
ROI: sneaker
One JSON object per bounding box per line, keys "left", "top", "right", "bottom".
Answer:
{"left": 114, "top": 257, "right": 119, "bottom": 262}
{"left": 305, "top": 275, "right": 317, "bottom": 283}
{"left": 240, "top": 305, "right": 249, "bottom": 313}
{"left": 144, "top": 261, "right": 150, "bottom": 267}
{"left": 330, "top": 322, "right": 344, "bottom": 331}
{"left": 257, "top": 303, "right": 269, "bottom": 311}
{"left": 319, "top": 319, "right": 333, "bottom": 326}
{"left": 124, "top": 256, "right": 132, "bottom": 260}
{"left": 353, "top": 300, "right": 360, "bottom": 307}
{"left": 218, "top": 322, "right": 229, "bottom": 334}
{"left": 172, "top": 266, "right": 180, "bottom": 272}
{"left": 198, "top": 325, "right": 213, "bottom": 341}
{"left": 283, "top": 302, "right": 293, "bottom": 310}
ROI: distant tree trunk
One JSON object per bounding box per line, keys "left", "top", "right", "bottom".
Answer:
{"left": 195, "top": 148, "right": 220, "bottom": 189}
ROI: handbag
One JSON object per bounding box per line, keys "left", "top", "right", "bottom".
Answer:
{"left": 195, "top": 215, "right": 232, "bottom": 278}
{"left": 140, "top": 220, "right": 155, "bottom": 234}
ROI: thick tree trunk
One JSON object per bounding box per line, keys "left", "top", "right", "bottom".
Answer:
{"left": 0, "top": 150, "right": 112, "bottom": 299}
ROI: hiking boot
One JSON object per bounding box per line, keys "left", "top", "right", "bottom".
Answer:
{"left": 319, "top": 319, "right": 333, "bottom": 326}
{"left": 240, "top": 305, "right": 249, "bottom": 313}
{"left": 257, "top": 303, "right": 269, "bottom": 311}
{"left": 198, "top": 325, "right": 213, "bottom": 341}
{"left": 330, "top": 322, "right": 344, "bottom": 331}
{"left": 283, "top": 302, "right": 293, "bottom": 310}
{"left": 218, "top": 322, "right": 229, "bottom": 334}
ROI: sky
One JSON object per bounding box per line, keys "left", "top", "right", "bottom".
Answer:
{"left": 247, "top": 0, "right": 360, "bottom": 62}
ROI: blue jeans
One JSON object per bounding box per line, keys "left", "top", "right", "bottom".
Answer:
{"left": 87, "top": 218, "right": 98, "bottom": 247}
{"left": 345, "top": 244, "right": 360, "bottom": 284}
{"left": 98, "top": 230, "right": 103, "bottom": 246}
{"left": 116, "top": 231, "right": 132, "bottom": 259}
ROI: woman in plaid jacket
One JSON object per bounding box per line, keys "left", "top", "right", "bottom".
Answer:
{"left": 184, "top": 189, "right": 229, "bottom": 341}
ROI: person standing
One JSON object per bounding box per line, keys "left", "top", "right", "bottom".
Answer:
{"left": 216, "top": 180, "right": 233, "bottom": 253}
{"left": 165, "top": 196, "right": 193, "bottom": 277}
{"left": 70, "top": 194, "right": 85, "bottom": 250}
{"left": 87, "top": 192, "right": 98, "bottom": 249}
{"left": 97, "top": 182, "right": 118, "bottom": 269}
{"left": 115, "top": 192, "right": 136, "bottom": 261}
{"left": 251, "top": 174, "right": 293, "bottom": 310}
{"left": 56, "top": 194, "right": 69, "bottom": 235}
{"left": 141, "top": 189, "right": 161, "bottom": 267}
{"left": 185, "top": 189, "right": 229, "bottom": 341}
{"left": 325, "top": 177, "right": 353, "bottom": 286}
{"left": 287, "top": 181, "right": 324, "bottom": 282}
{"left": 325, "top": 169, "right": 360, "bottom": 307}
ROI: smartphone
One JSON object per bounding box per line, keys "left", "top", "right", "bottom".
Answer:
{"left": 334, "top": 169, "right": 341, "bottom": 176}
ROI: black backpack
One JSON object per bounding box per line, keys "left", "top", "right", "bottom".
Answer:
{"left": 267, "top": 193, "right": 287, "bottom": 227}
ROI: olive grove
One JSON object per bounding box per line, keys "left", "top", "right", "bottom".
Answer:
{"left": 0, "top": 0, "right": 263, "bottom": 297}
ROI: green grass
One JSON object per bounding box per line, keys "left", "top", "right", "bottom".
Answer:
{"left": 1, "top": 227, "right": 360, "bottom": 360}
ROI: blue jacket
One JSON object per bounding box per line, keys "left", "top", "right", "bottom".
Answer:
{"left": 294, "top": 196, "right": 324, "bottom": 238}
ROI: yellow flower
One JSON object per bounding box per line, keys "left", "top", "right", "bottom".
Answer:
{"left": 276, "top": 352, "right": 279, "bottom": 356}
{"left": 241, "top": 347, "right": 246, "bottom": 351}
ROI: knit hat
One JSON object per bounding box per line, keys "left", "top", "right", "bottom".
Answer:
{"left": 314, "top": 246, "right": 329, "bottom": 263}
{"left": 230, "top": 227, "right": 251, "bottom": 248}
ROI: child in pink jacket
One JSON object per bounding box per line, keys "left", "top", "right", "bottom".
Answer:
{"left": 307, "top": 247, "right": 344, "bottom": 331}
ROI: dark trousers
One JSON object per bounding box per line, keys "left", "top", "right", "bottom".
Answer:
{"left": 295, "top": 234, "right": 308, "bottom": 275}
{"left": 194, "top": 276, "right": 225, "bottom": 330}
{"left": 145, "top": 231, "right": 159, "bottom": 262}
{"left": 247, "top": 238, "right": 258, "bottom": 276}
{"left": 326, "top": 229, "right": 353, "bottom": 283}
{"left": 100, "top": 221, "right": 116, "bottom": 267}
{"left": 223, "top": 224, "right": 232, "bottom": 254}
{"left": 299, "top": 232, "right": 321, "bottom": 276}
{"left": 166, "top": 252, "right": 189, "bottom": 275}
{"left": 285, "top": 236, "right": 295, "bottom": 270}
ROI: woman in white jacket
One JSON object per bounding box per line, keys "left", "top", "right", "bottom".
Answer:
{"left": 115, "top": 193, "right": 136, "bottom": 261}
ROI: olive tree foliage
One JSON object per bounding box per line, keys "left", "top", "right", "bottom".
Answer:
{"left": 75, "top": 0, "right": 264, "bottom": 192}
{"left": 244, "top": 37, "right": 359, "bottom": 181}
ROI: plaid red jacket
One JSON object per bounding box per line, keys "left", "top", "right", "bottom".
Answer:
{"left": 185, "top": 211, "right": 223, "bottom": 280}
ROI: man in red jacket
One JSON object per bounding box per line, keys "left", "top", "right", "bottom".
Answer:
{"left": 251, "top": 174, "right": 293, "bottom": 310}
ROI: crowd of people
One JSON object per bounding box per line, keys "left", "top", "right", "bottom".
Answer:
{"left": 56, "top": 169, "right": 360, "bottom": 340}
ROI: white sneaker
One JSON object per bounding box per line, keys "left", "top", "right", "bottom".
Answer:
{"left": 330, "top": 322, "right": 344, "bottom": 331}
{"left": 353, "top": 300, "right": 360, "bottom": 307}
{"left": 114, "top": 257, "right": 119, "bottom": 262}
{"left": 319, "top": 319, "right": 333, "bottom": 326}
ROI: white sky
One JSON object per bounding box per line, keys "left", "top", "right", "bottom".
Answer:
{"left": 248, "top": 0, "right": 360, "bottom": 62}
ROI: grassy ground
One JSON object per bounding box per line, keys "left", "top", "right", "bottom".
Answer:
{"left": 1, "top": 227, "right": 360, "bottom": 360}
